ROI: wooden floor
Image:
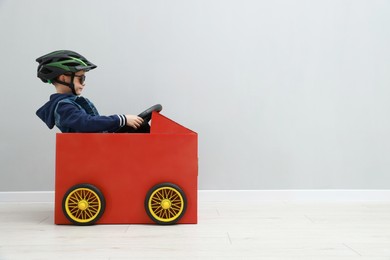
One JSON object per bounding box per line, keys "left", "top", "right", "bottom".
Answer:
{"left": 1, "top": 199, "right": 390, "bottom": 259}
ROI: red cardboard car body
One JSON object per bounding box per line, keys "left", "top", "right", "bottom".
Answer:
{"left": 55, "top": 112, "right": 198, "bottom": 224}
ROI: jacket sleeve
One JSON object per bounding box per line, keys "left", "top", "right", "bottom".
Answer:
{"left": 55, "top": 101, "right": 126, "bottom": 133}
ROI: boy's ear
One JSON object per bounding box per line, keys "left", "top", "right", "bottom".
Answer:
{"left": 58, "top": 74, "right": 65, "bottom": 82}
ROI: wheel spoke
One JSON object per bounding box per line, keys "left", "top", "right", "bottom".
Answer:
{"left": 172, "top": 201, "right": 182, "bottom": 206}
{"left": 168, "top": 208, "right": 176, "bottom": 218}
{"left": 69, "top": 197, "right": 79, "bottom": 204}
{"left": 167, "top": 190, "right": 174, "bottom": 200}
{"left": 157, "top": 191, "right": 164, "bottom": 200}
{"left": 171, "top": 193, "right": 179, "bottom": 200}
{"left": 75, "top": 210, "right": 81, "bottom": 219}
{"left": 85, "top": 210, "right": 92, "bottom": 219}
{"left": 89, "top": 208, "right": 98, "bottom": 215}
{"left": 155, "top": 207, "right": 164, "bottom": 217}
{"left": 89, "top": 197, "right": 98, "bottom": 203}
{"left": 70, "top": 207, "right": 78, "bottom": 215}
{"left": 151, "top": 198, "right": 161, "bottom": 204}
{"left": 171, "top": 204, "right": 180, "bottom": 211}
{"left": 78, "top": 191, "right": 85, "bottom": 201}
{"left": 85, "top": 191, "right": 92, "bottom": 201}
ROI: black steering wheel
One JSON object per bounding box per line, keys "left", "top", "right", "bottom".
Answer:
{"left": 138, "top": 104, "right": 163, "bottom": 122}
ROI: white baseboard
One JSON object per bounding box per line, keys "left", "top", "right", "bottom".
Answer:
{"left": 1, "top": 190, "right": 390, "bottom": 203}
{"left": 198, "top": 190, "right": 390, "bottom": 202}
{"left": 0, "top": 191, "right": 55, "bottom": 203}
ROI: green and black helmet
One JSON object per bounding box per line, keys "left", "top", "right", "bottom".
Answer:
{"left": 36, "top": 50, "right": 97, "bottom": 94}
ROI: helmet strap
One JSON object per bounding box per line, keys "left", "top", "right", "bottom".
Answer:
{"left": 53, "top": 73, "right": 77, "bottom": 95}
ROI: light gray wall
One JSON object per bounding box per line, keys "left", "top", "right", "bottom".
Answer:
{"left": 1, "top": 0, "right": 389, "bottom": 191}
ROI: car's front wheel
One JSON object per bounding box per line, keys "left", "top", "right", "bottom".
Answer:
{"left": 145, "top": 183, "right": 187, "bottom": 225}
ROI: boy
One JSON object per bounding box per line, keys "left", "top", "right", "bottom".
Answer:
{"left": 36, "top": 50, "right": 148, "bottom": 133}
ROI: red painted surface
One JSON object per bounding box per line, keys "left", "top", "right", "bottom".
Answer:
{"left": 55, "top": 112, "right": 198, "bottom": 224}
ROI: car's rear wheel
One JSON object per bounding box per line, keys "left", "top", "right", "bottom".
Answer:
{"left": 62, "top": 183, "right": 105, "bottom": 225}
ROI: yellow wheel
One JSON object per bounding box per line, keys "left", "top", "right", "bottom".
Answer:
{"left": 62, "top": 184, "right": 105, "bottom": 225}
{"left": 145, "top": 183, "right": 187, "bottom": 225}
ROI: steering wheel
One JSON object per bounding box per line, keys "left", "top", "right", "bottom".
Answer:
{"left": 138, "top": 104, "right": 162, "bottom": 122}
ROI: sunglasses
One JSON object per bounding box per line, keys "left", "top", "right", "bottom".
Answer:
{"left": 65, "top": 74, "right": 86, "bottom": 84}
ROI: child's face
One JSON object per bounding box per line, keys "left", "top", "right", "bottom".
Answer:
{"left": 71, "top": 70, "right": 86, "bottom": 95}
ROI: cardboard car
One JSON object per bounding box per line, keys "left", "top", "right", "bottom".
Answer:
{"left": 54, "top": 111, "right": 198, "bottom": 225}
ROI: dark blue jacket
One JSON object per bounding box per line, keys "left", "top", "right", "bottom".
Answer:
{"left": 36, "top": 93, "right": 126, "bottom": 133}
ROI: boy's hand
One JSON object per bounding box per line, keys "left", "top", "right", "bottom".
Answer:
{"left": 125, "top": 115, "right": 144, "bottom": 129}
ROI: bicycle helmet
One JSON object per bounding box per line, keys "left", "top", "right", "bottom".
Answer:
{"left": 36, "top": 50, "right": 97, "bottom": 94}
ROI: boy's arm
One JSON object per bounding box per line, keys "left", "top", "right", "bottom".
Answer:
{"left": 56, "top": 102, "right": 126, "bottom": 133}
